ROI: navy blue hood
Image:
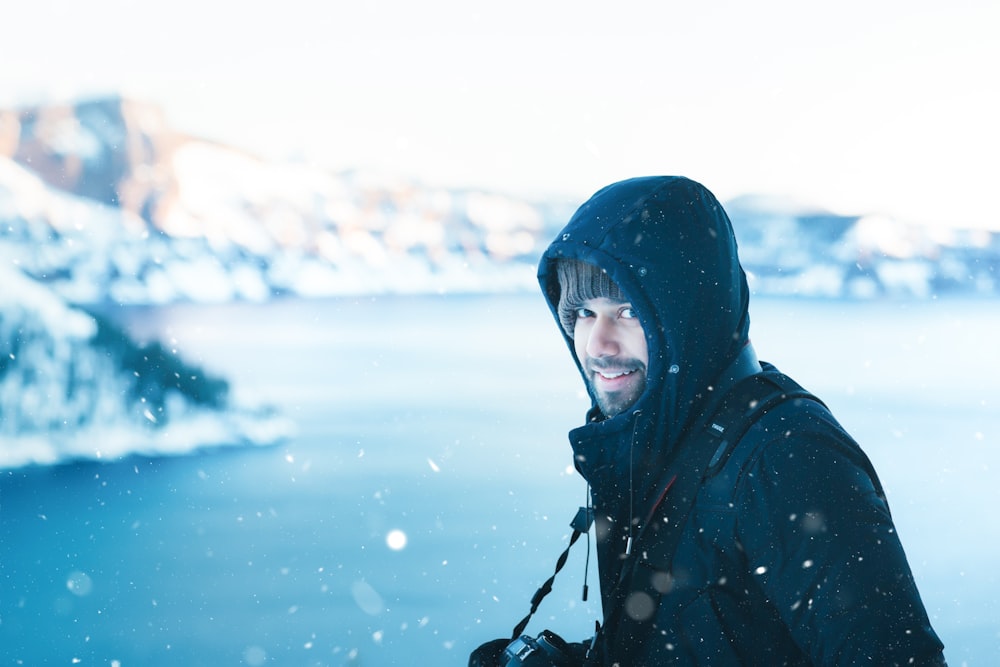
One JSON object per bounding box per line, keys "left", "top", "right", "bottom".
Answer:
{"left": 538, "top": 176, "right": 751, "bottom": 455}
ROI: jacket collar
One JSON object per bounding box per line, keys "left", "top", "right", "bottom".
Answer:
{"left": 569, "top": 343, "right": 762, "bottom": 498}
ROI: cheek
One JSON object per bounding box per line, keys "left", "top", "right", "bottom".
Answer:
{"left": 632, "top": 331, "right": 649, "bottom": 366}
{"left": 573, "top": 335, "right": 587, "bottom": 362}
{"left": 572, "top": 322, "right": 591, "bottom": 360}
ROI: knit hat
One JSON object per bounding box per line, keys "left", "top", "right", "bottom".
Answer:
{"left": 556, "top": 260, "right": 626, "bottom": 336}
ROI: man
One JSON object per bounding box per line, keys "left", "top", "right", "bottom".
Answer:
{"left": 471, "top": 176, "right": 946, "bottom": 666}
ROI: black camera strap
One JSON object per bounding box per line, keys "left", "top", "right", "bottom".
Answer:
{"left": 506, "top": 368, "right": 824, "bottom": 660}
{"left": 510, "top": 506, "right": 594, "bottom": 640}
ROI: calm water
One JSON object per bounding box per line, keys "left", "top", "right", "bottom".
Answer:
{"left": 1, "top": 294, "right": 997, "bottom": 665}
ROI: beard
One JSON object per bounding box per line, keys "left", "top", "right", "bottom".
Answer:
{"left": 584, "top": 357, "right": 647, "bottom": 417}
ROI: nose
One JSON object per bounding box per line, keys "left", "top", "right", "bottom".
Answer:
{"left": 585, "top": 314, "right": 620, "bottom": 358}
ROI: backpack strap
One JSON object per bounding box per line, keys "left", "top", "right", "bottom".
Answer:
{"left": 642, "top": 370, "right": 824, "bottom": 573}
{"left": 595, "top": 371, "right": 824, "bottom": 662}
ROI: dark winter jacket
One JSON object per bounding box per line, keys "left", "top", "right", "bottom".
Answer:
{"left": 537, "top": 176, "right": 946, "bottom": 665}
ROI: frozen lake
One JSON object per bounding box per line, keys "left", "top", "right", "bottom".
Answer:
{"left": 1, "top": 293, "right": 997, "bottom": 665}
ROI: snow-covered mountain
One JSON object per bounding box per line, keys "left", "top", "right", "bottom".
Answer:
{"left": 4, "top": 95, "right": 995, "bottom": 306}
{"left": 0, "top": 261, "right": 293, "bottom": 469}
{"left": 0, "top": 95, "right": 996, "bottom": 467}
{"left": 1, "top": 95, "right": 561, "bottom": 305}
{"left": 724, "top": 195, "right": 998, "bottom": 298}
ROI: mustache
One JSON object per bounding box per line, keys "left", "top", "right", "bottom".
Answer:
{"left": 584, "top": 357, "right": 647, "bottom": 374}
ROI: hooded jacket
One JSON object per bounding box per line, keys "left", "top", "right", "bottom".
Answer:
{"left": 537, "top": 176, "right": 946, "bottom": 665}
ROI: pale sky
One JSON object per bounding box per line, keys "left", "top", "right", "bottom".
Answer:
{"left": 3, "top": 0, "right": 998, "bottom": 229}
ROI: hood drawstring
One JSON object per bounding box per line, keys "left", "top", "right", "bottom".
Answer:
{"left": 583, "top": 482, "right": 592, "bottom": 601}
{"left": 625, "top": 408, "right": 643, "bottom": 557}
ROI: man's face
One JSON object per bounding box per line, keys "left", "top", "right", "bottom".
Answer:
{"left": 572, "top": 297, "right": 649, "bottom": 417}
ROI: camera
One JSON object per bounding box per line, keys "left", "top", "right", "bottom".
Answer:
{"left": 500, "top": 630, "right": 581, "bottom": 667}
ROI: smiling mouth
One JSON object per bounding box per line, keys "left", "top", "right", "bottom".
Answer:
{"left": 597, "top": 369, "right": 638, "bottom": 380}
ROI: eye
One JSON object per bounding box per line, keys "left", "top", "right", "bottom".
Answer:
{"left": 575, "top": 307, "right": 595, "bottom": 319}
{"left": 619, "top": 306, "right": 638, "bottom": 320}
